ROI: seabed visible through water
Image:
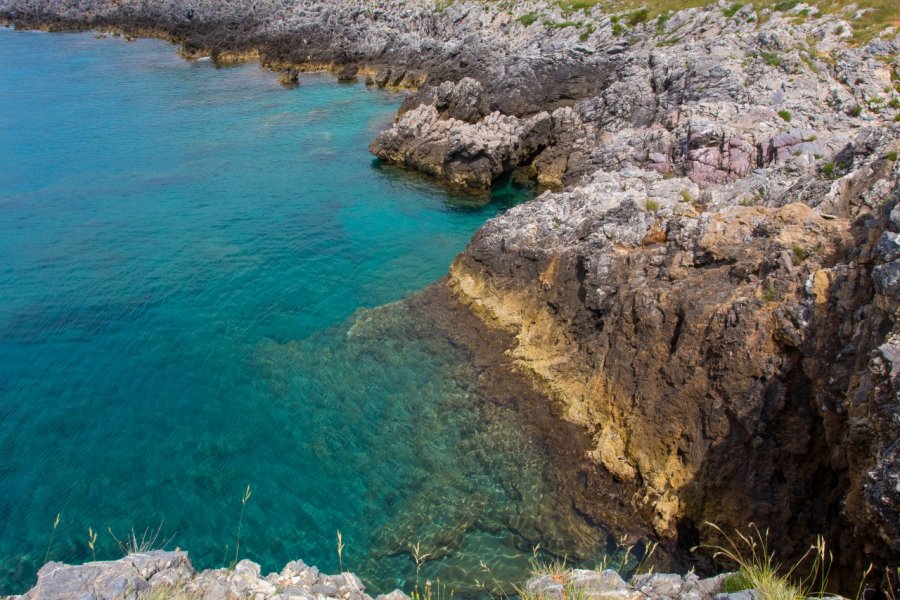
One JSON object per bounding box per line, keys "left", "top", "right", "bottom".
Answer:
{"left": 0, "top": 27, "right": 618, "bottom": 597}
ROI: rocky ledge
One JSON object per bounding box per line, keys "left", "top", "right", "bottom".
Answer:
{"left": 1, "top": 551, "right": 772, "bottom": 600}
{"left": 3, "top": 551, "right": 390, "bottom": 600}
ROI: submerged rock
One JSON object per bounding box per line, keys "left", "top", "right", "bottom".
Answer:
{"left": 277, "top": 70, "right": 299, "bottom": 87}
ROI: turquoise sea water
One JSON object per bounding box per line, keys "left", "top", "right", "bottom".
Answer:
{"left": 0, "top": 29, "right": 605, "bottom": 596}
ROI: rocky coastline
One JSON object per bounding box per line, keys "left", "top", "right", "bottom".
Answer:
{"left": 0, "top": 550, "right": 760, "bottom": 600}
{"left": 1, "top": 0, "right": 898, "bottom": 594}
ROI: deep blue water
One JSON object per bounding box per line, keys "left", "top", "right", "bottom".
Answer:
{"left": 0, "top": 28, "right": 604, "bottom": 596}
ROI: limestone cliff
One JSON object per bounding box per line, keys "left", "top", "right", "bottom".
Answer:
{"left": 448, "top": 159, "right": 899, "bottom": 585}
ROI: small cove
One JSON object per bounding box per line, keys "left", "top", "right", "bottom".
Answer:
{"left": 0, "top": 28, "right": 610, "bottom": 596}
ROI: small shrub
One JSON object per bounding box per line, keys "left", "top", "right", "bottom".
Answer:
{"left": 626, "top": 8, "right": 649, "bottom": 26}
{"left": 611, "top": 22, "right": 624, "bottom": 36}
{"left": 578, "top": 24, "right": 595, "bottom": 41}
{"left": 518, "top": 12, "right": 539, "bottom": 25}
{"left": 888, "top": 98, "right": 900, "bottom": 109}
{"left": 559, "top": 0, "right": 595, "bottom": 14}
{"left": 545, "top": 20, "right": 580, "bottom": 28}
{"left": 722, "top": 571, "right": 753, "bottom": 593}
{"left": 761, "top": 52, "right": 782, "bottom": 67}
{"left": 778, "top": 110, "right": 792, "bottom": 122}
{"left": 774, "top": 0, "right": 799, "bottom": 11}
{"left": 644, "top": 198, "right": 660, "bottom": 212}
{"left": 813, "top": 153, "right": 823, "bottom": 160}
{"left": 848, "top": 104, "right": 863, "bottom": 117}
{"left": 885, "top": 151, "right": 899, "bottom": 161}
{"left": 761, "top": 284, "right": 778, "bottom": 302}
{"left": 834, "top": 24, "right": 844, "bottom": 35}
{"left": 655, "top": 13, "right": 669, "bottom": 35}
{"left": 792, "top": 245, "right": 808, "bottom": 265}
{"left": 895, "top": 114, "right": 900, "bottom": 122}
{"left": 700, "top": 524, "right": 833, "bottom": 600}
{"left": 722, "top": 2, "right": 744, "bottom": 17}
{"left": 822, "top": 162, "right": 835, "bottom": 178}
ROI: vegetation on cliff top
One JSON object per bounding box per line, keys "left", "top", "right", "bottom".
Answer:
{"left": 550, "top": 0, "right": 899, "bottom": 43}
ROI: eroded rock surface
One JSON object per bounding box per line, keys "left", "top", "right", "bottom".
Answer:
{"left": 8, "top": 551, "right": 398, "bottom": 600}
{"left": 449, "top": 134, "right": 900, "bottom": 586}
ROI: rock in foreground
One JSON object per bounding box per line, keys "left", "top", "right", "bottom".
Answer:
{"left": 7, "top": 551, "right": 403, "bottom": 600}
{"left": 3, "top": 551, "right": 758, "bottom": 600}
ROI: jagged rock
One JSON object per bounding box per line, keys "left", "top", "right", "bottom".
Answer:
{"left": 9, "top": 552, "right": 410, "bottom": 600}
{"left": 17, "top": 552, "right": 193, "bottom": 600}
{"left": 523, "top": 569, "right": 728, "bottom": 600}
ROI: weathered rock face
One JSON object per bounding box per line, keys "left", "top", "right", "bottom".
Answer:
{"left": 448, "top": 139, "right": 900, "bottom": 586}
{"left": 368, "top": 4, "right": 899, "bottom": 192}
{"left": 7, "top": 551, "right": 404, "bottom": 600}
{"left": 0, "top": 553, "right": 788, "bottom": 600}
{"left": 526, "top": 569, "right": 731, "bottom": 600}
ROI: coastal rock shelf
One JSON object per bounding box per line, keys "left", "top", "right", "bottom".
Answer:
{"left": 0, "top": 551, "right": 753, "bottom": 600}
{"left": 1, "top": 0, "right": 898, "bottom": 593}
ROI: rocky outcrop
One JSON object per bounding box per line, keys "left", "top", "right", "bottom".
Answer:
{"left": 3, "top": 551, "right": 814, "bottom": 600}
{"left": 7, "top": 552, "right": 837, "bottom": 600}
{"left": 527, "top": 569, "right": 731, "bottom": 600}
{"left": 448, "top": 132, "right": 900, "bottom": 587}
{"left": 6, "top": 551, "right": 403, "bottom": 600}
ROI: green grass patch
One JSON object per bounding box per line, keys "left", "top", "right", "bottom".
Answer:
{"left": 626, "top": 7, "right": 650, "bottom": 25}
{"left": 722, "top": 2, "right": 744, "bottom": 17}
{"left": 559, "top": 0, "right": 596, "bottom": 13}
{"left": 655, "top": 12, "right": 670, "bottom": 34}
{"left": 761, "top": 51, "right": 782, "bottom": 67}
{"left": 885, "top": 151, "right": 898, "bottom": 161}
{"left": 848, "top": 104, "right": 863, "bottom": 117}
{"left": 773, "top": 0, "right": 799, "bottom": 10}
{"left": 545, "top": 19, "right": 581, "bottom": 28}
{"left": 701, "top": 524, "right": 835, "bottom": 600}
{"left": 778, "top": 110, "right": 792, "bottom": 122}
{"left": 579, "top": 23, "right": 596, "bottom": 40}
{"left": 562, "top": 0, "right": 897, "bottom": 44}
{"left": 518, "top": 11, "right": 539, "bottom": 25}
{"left": 722, "top": 571, "right": 753, "bottom": 593}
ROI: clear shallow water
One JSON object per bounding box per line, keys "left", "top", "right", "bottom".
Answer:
{"left": 0, "top": 29, "right": 604, "bottom": 595}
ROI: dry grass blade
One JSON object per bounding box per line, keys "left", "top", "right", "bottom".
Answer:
{"left": 698, "top": 522, "right": 832, "bottom": 600}
{"left": 108, "top": 522, "right": 176, "bottom": 556}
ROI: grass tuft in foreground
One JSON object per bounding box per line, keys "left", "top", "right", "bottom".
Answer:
{"left": 698, "top": 522, "right": 835, "bottom": 600}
